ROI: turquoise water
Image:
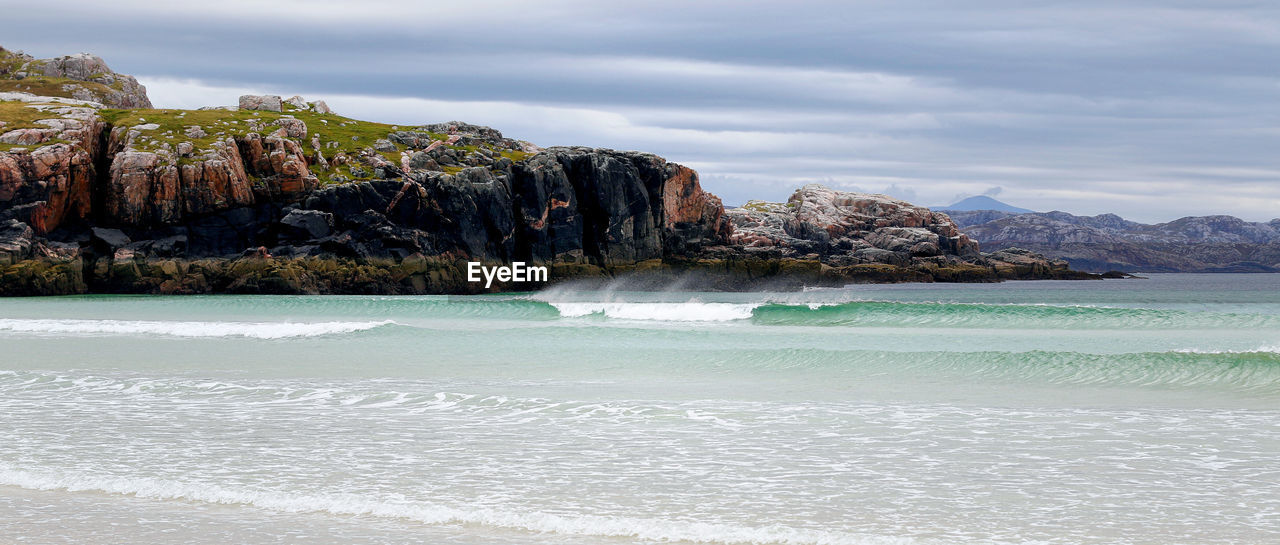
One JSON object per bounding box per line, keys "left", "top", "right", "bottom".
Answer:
{"left": 1, "top": 274, "right": 1278, "bottom": 544}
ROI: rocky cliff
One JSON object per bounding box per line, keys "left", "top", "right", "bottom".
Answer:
{"left": 949, "top": 209, "right": 1280, "bottom": 272}
{"left": 0, "top": 46, "right": 1089, "bottom": 295}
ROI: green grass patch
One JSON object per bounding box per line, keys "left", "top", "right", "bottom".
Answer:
{"left": 740, "top": 200, "right": 785, "bottom": 213}
{"left": 0, "top": 76, "right": 117, "bottom": 102}
{"left": 0, "top": 101, "right": 84, "bottom": 152}
{"left": 0, "top": 100, "right": 56, "bottom": 131}
{"left": 499, "top": 149, "right": 531, "bottom": 162}
{"left": 99, "top": 107, "right": 265, "bottom": 154}
{"left": 98, "top": 107, "right": 423, "bottom": 181}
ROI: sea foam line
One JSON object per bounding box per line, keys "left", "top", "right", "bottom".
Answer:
{"left": 0, "top": 464, "right": 921, "bottom": 545}
{"left": 549, "top": 302, "right": 758, "bottom": 322}
{"left": 538, "top": 298, "right": 1271, "bottom": 327}
{"left": 1172, "top": 346, "right": 1280, "bottom": 354}
{"left": 0, "top": 318, "right": 396, "bottom": 339}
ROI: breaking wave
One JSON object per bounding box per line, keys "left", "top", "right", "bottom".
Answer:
{"left": 538, "top": 299, "right": 1280, "bottom": 329}
{"left": 9, "top": 297, "right": 1277, "bottom": 330}
{"left": 549, "top": 301, "right": 757, "bottom": 322}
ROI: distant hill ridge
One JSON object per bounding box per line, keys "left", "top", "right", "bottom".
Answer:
{"left": 946, "top": 209, "right": 1280, "bottom": 273}
{"left": 936, "top": 195, "right": 1034, "bottom": 214}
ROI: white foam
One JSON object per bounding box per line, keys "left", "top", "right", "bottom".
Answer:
{"left": 1172, "top": 346, "right": 1280, "bottom": 354}
{"left": 0, "top": 318, "right": 395, "bottom": 339}
{"left": 550, "top": 302, "right": 758, "bottom": 322}
{"left": 0, "top": 464, "right": 919, "bottom": 545}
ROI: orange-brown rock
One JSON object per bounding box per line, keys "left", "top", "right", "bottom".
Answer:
{"left": 660, "top": 163, "right": 731, "bottom": 254}
{"left": 0, "top": 102, "right": 104, "bottom": 234}
{"left": 238, "top": 133, "right": 318, "bottom": 197}
{"left": 179, "top": 138, "right": 254, "bottom": 216}
{"left": 104, "top": 149, "right": 164, "bottom": 226}
{"left": 102, "top": 127, "right": 309, "bottom": 227}
{"left": 663, "top": 164, "right": 730, "bottom": 235}
{"left": 0, "top": 143, "right": 96, "bottom": 234}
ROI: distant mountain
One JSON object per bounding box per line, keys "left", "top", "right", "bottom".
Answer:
{"left": 936, "top": 196, "right": 1035, "bottom": 214}
{"left": 948, "top": 210, "right": 1280, "bottom": 273}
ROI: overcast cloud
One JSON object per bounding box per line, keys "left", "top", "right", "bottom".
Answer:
{"left": 5, "top": 0, "right": 1279, "bottom": 221}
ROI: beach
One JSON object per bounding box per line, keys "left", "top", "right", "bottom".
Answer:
{"left": 2, "top": 273, "right": 1278, "bottom": 544}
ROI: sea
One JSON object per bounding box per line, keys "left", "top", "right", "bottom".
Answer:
{"left": 1, "top": 273, "right": 1277, "bottom": 545}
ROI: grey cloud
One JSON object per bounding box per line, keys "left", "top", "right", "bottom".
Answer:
{"left": 3, "top": 0, "right": 1278, "bottom": 222}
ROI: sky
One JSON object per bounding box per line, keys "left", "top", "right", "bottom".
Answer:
{"left": 4, "top": 0, "right": 1279, "bottom": 222}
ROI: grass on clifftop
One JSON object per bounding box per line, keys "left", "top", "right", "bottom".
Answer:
{"left": 96, "top": 107, "right": 521, "bottom": 184}
{"left": 99, "top": 108, "right": 413, "bottom": 172}
{"left": 3, "top": 91, "right": 531, "bottom": 183}
{"left": 100, "top": 107, "right": 269, "bottom": 151}
{"left": 0, "top": 100, "right": 52, "bottom": 130}
{"left": 0, "top": 100, "right": 74, "bottom": 151}
{"left": 499, "top": 149, "right": 532, "bottom": 162}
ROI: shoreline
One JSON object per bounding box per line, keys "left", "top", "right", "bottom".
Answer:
{"left": 0, "top": 254, "right": 1101, "bottom": 297}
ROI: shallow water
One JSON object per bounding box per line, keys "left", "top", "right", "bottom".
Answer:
{"left": 2, "top": 274, "right": 1278, "bottom": 544}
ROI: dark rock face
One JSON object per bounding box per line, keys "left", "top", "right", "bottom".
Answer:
{"left": 184, "top": 205, "right": 279, "bottom": 257}
{"left": 0, "top": 218, "right": 34, "bottom": 263}
{"left": 510, "top": 154, "right": 583, "bottom": 263}
{"left": 952, "top": 209, "right": 1280, "bottom": 272}
{"left": 551, "top": 148, "right": 660, "bottom": 264}
{"left": 0, "top": 218, "right": 85, "bottom": 295}
{"left": 90, "top": 227, "right": 129, "bottom": 249}
{"left": 293, "top": 148, "right": 727, "bottom": 267}
{"left": 279, "top": 209, "right": 332, "bottom": 240}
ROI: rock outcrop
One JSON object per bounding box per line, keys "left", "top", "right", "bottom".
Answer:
{"left": 724, "top": 185, "right": 979, "bottom": 264}
{"left": 239, "top": 94, "right": 332, "bottom": 115}
{"left": 0, "top": 47, "right": 151, "bottom": 108}
{"left": 950, "top": 209, "right": 1280, "bottom": 272}
{"left": 239, "top": 95, "right": 282, "bottom": 112}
